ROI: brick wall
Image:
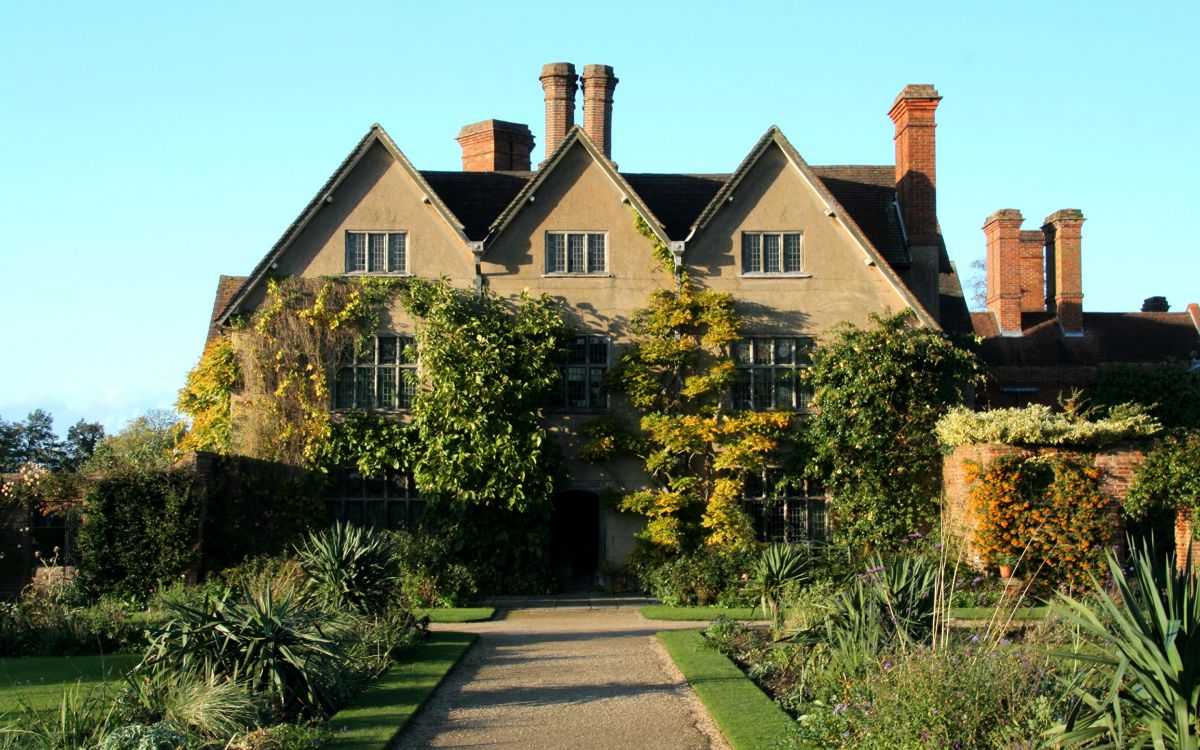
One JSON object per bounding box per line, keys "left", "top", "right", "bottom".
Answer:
{"left": 1175, "top": 509, "right": 1200, "bottom": 571}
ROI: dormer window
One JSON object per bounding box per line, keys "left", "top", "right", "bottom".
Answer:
{"left": 345, "top": 231, "right": 408, "bottom": 274}
{"left": 546, "top": 232, "right": 606, "bottom": 274}
{"left": 742, "top": 232, "right": 804, "bottom": 275}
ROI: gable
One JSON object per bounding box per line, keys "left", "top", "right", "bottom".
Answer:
{"left": 688, "top": 140, "right": 921, "bottom": 334}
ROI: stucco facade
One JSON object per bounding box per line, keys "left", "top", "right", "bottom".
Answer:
{"left": 206, "top": 64, "right": 973, "bottom": 582}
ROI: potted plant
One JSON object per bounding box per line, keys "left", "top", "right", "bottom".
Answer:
{"left": 995, "top": 554, "right": 1016, "bottom": 579}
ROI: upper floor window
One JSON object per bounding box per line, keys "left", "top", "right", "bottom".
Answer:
{"left": 742, "top": 469, "right": 828, "bottom": 543}
{"left": 334, "top": 335, "right": 417, "bottom": 411}
{"left": 742, "top": 232, "right": 803, "bottom": 274}
{"left": 550, "top": 336, "right": 609, "bottom": 411}
{"left": 546, "top": 232, "right": 606, "bottom": 274}
{"left": 732, "top": 336, "right": 814, "bottom": 411}
{"left": 345, "top": 231, "right": 407, "bottom": 274}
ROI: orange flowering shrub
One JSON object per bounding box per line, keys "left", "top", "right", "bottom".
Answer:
{"left": 967, "top": 453, "right": 1110, "bottom": 590}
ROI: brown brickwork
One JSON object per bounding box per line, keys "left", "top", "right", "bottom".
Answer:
{"left": 888, "top": 84, "right": 941, "bottom": 248}
{"left": 1043, "top": 209, "right": 1086, "bottom": 334}
{"left": 1019, "top": 229, "right": 1046, "bottom": 312}
{"left": 983, "top": 209, "right": 1026, "bottom": 335}
{"left": 456, "top": 120, "right": 534, "bottom": 172}
{"left": 540, "top": 62, "right": 577, "bottom": 160}
{"left": 581, "top": 64, "right": 618, "bottom": 160}
{"left": 1175, "top": 509, "right": 1200, "bottom": 571}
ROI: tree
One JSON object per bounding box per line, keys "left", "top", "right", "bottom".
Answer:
{"left": 593, "top": 276, "right": 796, "bottom": 555}
{"left": 63, "top": 419, "right": 106, "bottom": 470}
{"left": 0, "top": 416, "right": 21, "bottom": 472}
{"left": 19, "top": 409, "right": 63, "bottom": 469}
{"left": 83, "top": 409, "right": 182, "bottom": 474}
{"left": 806, "top": 311, "right": 983, "bottom": 549}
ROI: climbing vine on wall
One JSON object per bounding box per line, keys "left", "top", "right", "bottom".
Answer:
{"left": 177, "top": 335, "right": 240, "bottom": 454}
{"left": 589, "top": 273, "right": 796, "bottom": 555}
{"left": 967, "top": 453, "right": 1111, "bottom": 590}
{"left": 1124, "top": 430, "right": 1200, "bottom": 537}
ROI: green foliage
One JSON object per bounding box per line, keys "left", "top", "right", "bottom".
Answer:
{"left": 1051, "top": 545, "right": 1200, "bottom": 748}
{"left": 83, "top": 410, "right": 184, "bottom": 475}
{"left": 1093, "top": 362, "right": 1200, "bottom": 429}
{"left": 633, "top": 547, "right": 755, "bottom": 607}
{"left": 118, "top": 669, "right": 260, "bottom": 743}
{"left": 398, "top": 279, "right": 568, "bottom": 512}
{"left": 1125, "top": 429, "right": 1200, "bottom": 531}
{"left": 0, "top": 587, "right": 144, "bottom": 656}
{"left": 314, "top": 411, "right": 413, "bottom": 479}
{"left": 633, "top": 209, "right": 676, "bottom": 275}
{"left": 76, "top": 468, "right": 199, "bottom": 601}
{"left": 0, "top": 681, "right": 122, "bottom": 750}
{"left": 389, "top": 529, "right": 477, "bottom": 608}
{"left": 806, "top": 311, "right": 984, "bottom": 549}
{"left": 141, "top": 587, "right": 348, "bottom": 719}
{"left": 177, "top": 335, "right": 241, "bottom": 454}
{"left": 97, "top": 723, "right": 187, "bottom": 750}
{"left": 599, "top": 274, "right": 795, "bottom": 553}
{"left": 937, "top": 402, "right": 1162, "bottom": 448}
{"left": 295, "top": 522, "right": 399, "bottom": 615}
{"left": 752, "top": 544, "right": 819, "bottom": 634}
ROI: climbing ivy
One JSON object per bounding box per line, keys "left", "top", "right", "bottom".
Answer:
{"left": 1124, "top": 430, "right": 1200, "bottom": 536}
{"left": 806, "top": 311, "right": 984, "bottom": 550}
{"left": 1092, "top": 363, "right": 1200, "bottom": 430}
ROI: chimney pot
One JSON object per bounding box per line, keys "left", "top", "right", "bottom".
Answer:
{"left": 581, "top": 64, "right": 618, "bottom": 159}
{"left": 540, "top": 62, "right": 578, "bottom": 159}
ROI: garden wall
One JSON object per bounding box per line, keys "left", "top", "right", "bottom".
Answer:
{"left": 942, "top": 443, "right": 1144, "bottom": 570}
{"left": 0, "top": 485, "right": 32, "bottom": 598}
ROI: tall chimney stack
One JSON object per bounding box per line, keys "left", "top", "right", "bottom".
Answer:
{"left": 540, "top": 62, "right": 578, "bottom": 159}
{"left": 1043, "top": 209, "right": 1085, "bottom": 335}
{"left": 984, "top": 209, "right": 1026, "bottom": 336}
{"left": 581, "top": 64, "right": 618, "bottom": 159}
{"left": 889, "top": 84, "right": 942, "bottom": 248}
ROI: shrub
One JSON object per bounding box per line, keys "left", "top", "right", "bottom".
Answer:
{"left": 228, "top": 724, "right": 329, "bottom": 750}
{"left": 141, "top": 587, "right": 349, "bottom": 719}
{"left": 97, "top": 723, "right": 187, "bottom": 750}
{"left": 1051, "top": 545, "right": 1200, "bottom": 748}
{"left": 635, "top": 547, "right": 755, "bottom": 606}
{"left": 936, "top": 403, "right": 1161, "bottom": 448}
{"left": 390, "top": 529, "right": 477, "bottom": 608}
{"left": 76, "top": 467, "right": 200, "bottom": 601}
{"left": 294, "top": 522, "right": 398, "bottom": 614}
{"left": 118, "top": 669, "right": 262, "bottom": 742}
{"left": 751, "top": 544, "right": 821, "bottom": 634}
{"left": 0, "top": 583, "right": 142, "bottom": 657}
{"left": 1125, "top": 429, "right": 1200, "bottom": 533}
{"left": 0, "top": 681, "right": 122, "bottom": 749}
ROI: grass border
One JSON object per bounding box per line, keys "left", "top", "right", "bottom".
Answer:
{"left": 640, "top": 605, "right": 765, "bottom": 622}
{"left": 658, "top": 629, "right": 793, "bottom": 750}
{"left": 325, "top": 631, "right": 476, "bottom": 750}
{"left": 416, "top": 607, "right": 495, "bottom": 623}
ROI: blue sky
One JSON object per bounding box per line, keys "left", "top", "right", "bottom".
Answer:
{"left": 1, "top": 0, "right": 1197, "bottom": 435}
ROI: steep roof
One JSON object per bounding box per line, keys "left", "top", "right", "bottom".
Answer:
{"left": 419, "top": 170, "right": 532, "bottom": 241}
{"left": 972, "top": 311, "right": 1200, "bottom": 367}
{"left": 207, "top": 275, "right": 247, "bottom": 345}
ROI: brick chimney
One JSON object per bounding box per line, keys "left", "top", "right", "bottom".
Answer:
{"left": 581, "top": 64, "right": 618, "bottom": 160}
{"left": 889, "top": 84, "right": 941, "bottom": 248}
{"left": 456, "top": 120, "right": 534, "bottom": 172}
{"left": 1043, "top": 209, "right": 1085, "bottom": 335}
{"left": 1018, "top": 230, "right": 1046, "bottom": 312}
{"left": 540, "top": 62, "right": 578, "bottom": 159}
{"left": 984, "top": 209, "right": 1026, "bottom": 335}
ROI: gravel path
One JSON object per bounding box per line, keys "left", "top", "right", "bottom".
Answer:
{"left": 393, "top": 604, "right": 732, "bottom": 750}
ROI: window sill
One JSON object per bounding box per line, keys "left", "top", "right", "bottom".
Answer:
{"left": 342, "top": 272, "right": 414, "bottom": 277}
{"left": 738, "top": 272, "right": 812, "bottom": 279}
{"left": 541, "top": 273, "right": 615, "bottom": 279}
{"left": 546, "top": 407, "right": 610, "bottom": 414}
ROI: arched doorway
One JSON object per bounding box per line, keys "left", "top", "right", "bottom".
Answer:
{"left": 549, "top": 489, "right": 600, "bottom": 592}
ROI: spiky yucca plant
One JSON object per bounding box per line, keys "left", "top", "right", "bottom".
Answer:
{"left": 1052, "top": 545, "right": 1200, "bottom": 749}
{"left": 752, "top": 543, "right": 819, "bottom": 634}
{"left": 295, "top": 522, "right": 399, "bottom": 614}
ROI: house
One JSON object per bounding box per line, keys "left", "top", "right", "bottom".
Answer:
{"left": 209, "top": 62, "right": 1147, "bottom": 583}
{"left": 974, "top": 208, "right": 1200, "bottom": 407}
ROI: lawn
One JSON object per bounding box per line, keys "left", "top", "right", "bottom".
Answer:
{"left": 640, "top": 605, "right": 766, "bottom": 622}
{"left": 0, "top": 654, "right": 139, "bottom": 714}
{"left": 325, "top": 631, "right": 476, "bottom": 750}
{"left": 658, "top": 630, "right": 794, "bottom": 750}
{"left": 416, "top": 607, "right": 495, "bottom": 623}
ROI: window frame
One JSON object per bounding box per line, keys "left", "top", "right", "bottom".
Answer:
{"left": 741, "top": 469, "right": 828, "bottom": 543}
{"left": 549, "top": 335, "right": 610, "bottom": 412}
{"left": 333, "top": 335, "right": 418, "bottom": 412}
{"left": 344, "top": 231, "right": 410, "bottom": 275}
{"left": 544, "top": 231, "right": 609, "bottom": 276}
{"left": 325, "top": 467, "right": 425, "bottom": 532}
{"left": 731, "top": 336, "right": 815, "bottom": 412}
{"left": 740, "top": 231, "right": 808, "bottom": 277}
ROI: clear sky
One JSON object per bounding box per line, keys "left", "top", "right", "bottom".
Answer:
{"left": 1, "top": 0, "right": 1197, "bottom": 435}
